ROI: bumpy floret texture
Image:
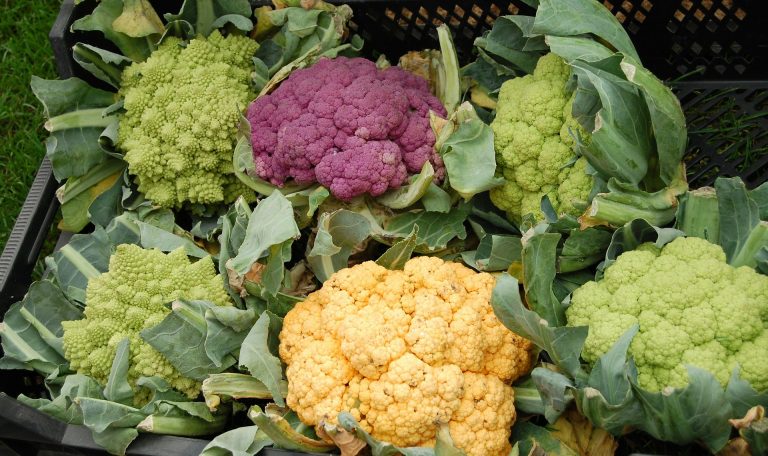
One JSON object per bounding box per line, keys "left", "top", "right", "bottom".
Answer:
{"left": 118, "top": 31, "right": 258, "bottom": 208}
{"left": 279, "top": 257, "right": 534, "bottom": 456}
{"left": 246, "top": 57, "right": 447, "bottom": 200}
{"left": 489, "top": 53, "right": 593, "bottom": 222}
{"left": 61, "top": 245, "right": 231, "bottom": 403}
{"left": 566, "top": 236, "right": 768, "bottom": 392}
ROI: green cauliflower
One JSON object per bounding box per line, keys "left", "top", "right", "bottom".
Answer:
{"left": 566, "top": 236, "right": 768, "bottom": 392}
{"left": 490, "top": 53, "right": 592, "bottom": 222}
{"left": 118, "top": 31, "right": 258, "bottom": 209}
{"left": 62, "top": 244, "right": 232, "bottom": 403}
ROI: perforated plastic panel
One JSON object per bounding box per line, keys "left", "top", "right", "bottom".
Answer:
{"left": 675, "top": 82, "right": 768, "bottom": 187}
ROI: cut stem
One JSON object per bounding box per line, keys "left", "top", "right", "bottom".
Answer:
{"left": 137, "top": 413, "right": 227, "bottom": 436}
{"left": 675, "top": 187, "right": 720, "bottom": 243}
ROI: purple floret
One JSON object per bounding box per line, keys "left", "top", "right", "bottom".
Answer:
{"left": 246, "top": 57, "right": 447, "bottom": 200}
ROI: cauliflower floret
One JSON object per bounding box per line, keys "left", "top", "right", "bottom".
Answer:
{"left": 490, "top": 53, "right": 593, "bottom": 222}
{"left": 62, "top": 244, "right": 231, "bottom": 402}
{"left": 247, "top": 57, "right": 447, "bottom": 201}
{"left": 566, "top": 236, "right": 768, "bottom": 392}
{"left": 118, "top": 31, "right": 258, "bottom": 209}
{"left": 279, "top": 257, "right": 534, "bottom": 456}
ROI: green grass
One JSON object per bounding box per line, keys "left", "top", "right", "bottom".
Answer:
{"left": 0, "top": 0, "right": 61, "bottom": 253}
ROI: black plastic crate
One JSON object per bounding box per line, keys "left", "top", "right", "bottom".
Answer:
{"left": 1, "top": 0, "right": 768, "bottom": 454}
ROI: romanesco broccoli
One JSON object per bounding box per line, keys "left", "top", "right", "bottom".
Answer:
{"left": 566, "top": 236, "right": 768, "bottom": 392}
{"left": 61, "top": 244, "right": 232, "bottom": 403}
{"left": 118, "top": 31, "right": 258, "bottom": 209}
{"left": 489, "top": 53, "right": 592, "bottom": 222}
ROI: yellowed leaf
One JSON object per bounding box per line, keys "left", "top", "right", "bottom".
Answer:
{"left": 549, "top": 409, "right": 618, "bottom": 456}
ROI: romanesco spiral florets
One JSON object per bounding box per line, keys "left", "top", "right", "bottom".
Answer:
{"left": 118, "top": 31, "right": 258, "bottom": 209}
{"left": 61, "top": 245, "right": 231, "bottom": 402}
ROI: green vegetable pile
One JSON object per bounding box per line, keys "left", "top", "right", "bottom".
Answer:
{"left": 1, "top": 0, "right": 767, "bottom": 455}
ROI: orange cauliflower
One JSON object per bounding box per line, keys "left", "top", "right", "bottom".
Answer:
{"left": 279, "top": 257, "right": 535, "bottom": 456}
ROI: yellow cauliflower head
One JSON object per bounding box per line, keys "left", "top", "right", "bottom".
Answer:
{"left": 279, "top": 257, "right": 535, "bottom": 456}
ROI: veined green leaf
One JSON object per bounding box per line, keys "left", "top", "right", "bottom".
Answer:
{"left": 440, "top": 111, "right": 503, "bottom": 200}
{"left": 49, "top": 228, "right": 113, "bottom": 303}
{"left": 31, "top": 77, "right": 116, "bottom": 181}
{"left": 248, "top": 406, "right": 335, "bottom": 453}
{"left": 230, "top": 191, "right": 300, "bottom": 276}
{"left": 104, "top": 338, "right": 134, "bottom": 405}
{"left": 376, "top": 162, "right": 435, "bottom": 210}
{"left": 72, "top": 0, "right": 153, "bottom": 61}
{"left": 523, "top": 232, "right": 566, "bottom": 327}
{"left": 376, "top": 226, "right": 419, "bottom": 270}
{"left": 307, "top": 209, "right": 371, "bottom": 282}
{"left": 77, "top": 397, "right": 145, "bottom": 455}
{"left": 491, "top": 274, "right": 587, "bottom": 381}
{"left": 533, "top": 0, "right": 640, "bottom": 62}
{"left": 72, "top": 43, "right": 132, "bottom": 88}
{"left": 201, "top": 425, "right": 272, "bottom": 456}
{"left": 136, "top": 221, "right": 209, "bottom": 258}
{"left": 164, "top": 0, "right": 252, "bottom": 36}
{"left": 337, "top": 412, "right": 436, "bottom": 456}
{"left": 239, "top": 312, "right": 285, "bottom": 407}
{"left": 384, "top": 202, "right": 471, "bottom": 252}
{"left": 142, "top": 300, "right": 237, "bottom": 380}
{"left": 18, "top": 374, "right": 103, "bottom": 425}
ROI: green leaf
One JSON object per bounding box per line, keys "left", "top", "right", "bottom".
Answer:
{"left": 337, "top": 412, "right": 436, "bottom": 456}
{"left": 523, "top": 232, "right": 566, "bottom": 326}
{"left": 533, "top": 0, "right": 640, "bottom": 61}
{"left": 598, "top": 218, "right": 683, "bottom": 278}
{"left": 141, "top": 300, "right": 236, "bottom": 380}
{"left": 434, "top": 424, "right": 466, "bottom": 456}
{"left": 72, "top": 43, "right": 132, "bottom": 88}
{"left": 204, "top": 306, "right": 258, "bottom": 366}
{"left": 546, "top": 35, "right": 614, "bottom": 64}
{"left": 620, "top": 58, "right": 687, "bottom": 185}
{"left": 164, "top": 0, "right": 252, "bottom": 36}
{"left": 307, "top": 209, "right": 371, "bottom": 282}
{"left": 631, "top": 367, "right": 733, "bottom": 452}
{"left": 18, "top": 374, "right": 103, "bottom": 425}
{"left": 104, "top": 338, "right": 134, "bottom": 405}
{"left": 77, "top": 397, "right": 145, "bottom": 455}
{"left": 510, "top": 421, "right": 579, "bottom": 456}
{"left": 472, "top": 15, "right": 545, "bottom": 77}
{"left": 230, "top": 192, "right": 300, "bottom": 276}
{"left": 48, "top": 228, "right": 113, "bottom": 304}
{"left": 0, "top": 285, "right": 76, "bottom": 377}
{"left": 436, "top": 25, "right": 461, "bottom": 115}
{"left": 201, "top": 426, "right": 272, "bottom": 456}
{"left": 715, "top": 177, "right": 762, "bottom": 264}
{"left": 239, "top": 312, "right": 285, "bottom": 407}
{"left": 248, "top": 406, "right": 335, "bottom": 453}
{"left": 31, "top": 77, "right": 116, "bottom": 181}
{"left": 576, "top": 326, "right": 644, "bottom": 435}
{"left": 203, "top": 373, "right": 286, "bottom": 411}
{"left": 71, "top": 0, "right": 153, "bottom": 61}
{"left": 463, "top": 234, "right": 522, "bottom": 272}
{"left": 376, "top": 162, "right": 435, "bottom": 210}
{"left": 218, "top": 197, "right": 253, "bottom": 305}
{"left": 376, "top": 226, "right": 419, "bottom": 270}
{"left": 384, "top": 202, "right": 471, "bottom": 252}
{"left": 58, "top": 158, "right": 125, "bottom": 232}
{"left": 136, "top": 221, "right": 209, "bottom": 258}
{"left": 569, "top": 59, "right": 653, "bottom": 186}
{"left": 440, "top": 115, "right": 503, "bottom": 200}
{"left": 530, "top": 368, "right": 575, "bottom": 422}
{"left": 491, "top": 274, "right": 587, "bottom": 381}
{"left": 725, "top": 369, "right": 768, "bottom": 419}
{"left": 558, "top": 228, "right": 612, "bottom": 273}
{"left": 422, "top": 183, "right": 452, "bottom": 213}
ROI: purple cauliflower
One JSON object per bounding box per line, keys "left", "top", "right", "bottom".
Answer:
{"left": 246, "top": 57, "right": 447, "bottom": 200}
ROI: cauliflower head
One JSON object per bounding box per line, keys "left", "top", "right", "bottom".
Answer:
{"left": 118, "top": 31, "right": 258, "bottom": 209}
{"left": 279, "top": 257, "right": 534, "bottom": 456}
{"left": 490, "top": 53, "right": 592, "bottom": 222}
{"left": 246, "top": 57, "right": 447, "bottom": 201}
{"left": 61, "top": 244, "right": 232, "bottom": 403}
{"left": 566, "top": 236, "right": 768, "bottom": 392}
